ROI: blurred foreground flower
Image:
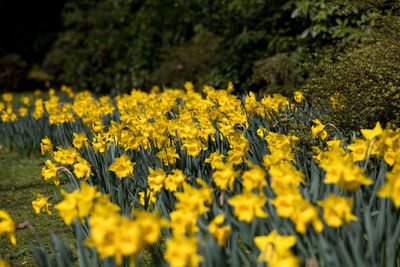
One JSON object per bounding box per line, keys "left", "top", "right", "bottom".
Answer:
{"left": 0, "top": 259, "right": 11, "bottom": 267}
{"left": 378, "top": 169, "right": 400, "bottom": 207}
{"left": 165, "top": 235, "right": 203, "bottom": 267}
{"left": 318, "top": 194, "right": 357, "bottom": 227}
{"left": 254, "top": 230, "right": 299, "bottom": 267}
{"left": 0, "top": 210, "right": 16, "bottom": 245}
{"left": 208, "top": 214, "right": 230, "bottom": 247}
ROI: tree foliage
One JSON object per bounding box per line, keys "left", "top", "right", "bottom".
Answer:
{"left": 1, "top": 0, "right": 399, "bottom": 94}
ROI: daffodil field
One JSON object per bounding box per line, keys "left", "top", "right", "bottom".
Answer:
{"left": 1, "top": 83, "right": 400, "bottom": 267}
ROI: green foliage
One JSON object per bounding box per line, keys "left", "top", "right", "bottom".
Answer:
{"left": 246, "top": 52, "right": 305, "bottom": 96}
{"left": 183, "top": 0, "right": 300, "bottom": 90}
{"left": 150, "top": 32, "right": 223, "bottom": 89}
{"left": 1, "top": 0, "right": 399, "bottom": 94}
{"left": 303, "top": 16, "right": 400, "bottom": 132}
{"left": 42, "top": 0, "right": 400, "bottom": 94}
{"left": 44, "top": 0, "right": 195, "bottom": 93}
{"left": 43, "top": 0, "right": 302, "bottom": 92}
{"left": 0, "top": 54, "right": 27, "bottom": 92}
{"left": 289, "top": 0, "right": 398, "bottom": 42}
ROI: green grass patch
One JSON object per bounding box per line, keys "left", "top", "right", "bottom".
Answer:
{"left": 0, "top": 148, "right": 74, "bottom": 266}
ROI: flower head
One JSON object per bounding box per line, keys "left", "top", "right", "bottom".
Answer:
{"left": 254, "top": 230, "right": 299, "bottom": 267}
{"left": 378, "top": 169, "right": 400, "bottom": 207}
{"left": 228, "top": 190, "right": 268, "bottom": 223}
{"left": 41, "top": 160, "right": 60, "bottom": 186}
{"left": 148, "top": 168, "right": 166, "bottom": 192}
{"left": 165, "top": 235, "right": 203, "bottom": 267}
{"left": 312, "top": 119, "right": 327, "bottom": 140}
{"left": 213, "top": 161, "right": 238, "bottom": 190}
{"left": 32, "top": 193, "right": 52, "bottom": 215}
{"left": 73, "top": 132, "right": 88, "bottom": 150}
{"left": 74, "top": 158, "right": 92, "bottom": 180}
{"left": 54, "top": 147, "right": 80, "bottom": 165}
{"left": 40, "top": 136, "right": 53, "bottom": 156}
{"left": 318, "top": 194, "right": 357, "bottom": 227}
{"left": 109, "top": 154, "right": 135, "bottom": 179}
{"left": 294, "top": 91, "right": 305, "bottom": 103}
{"left": 0, "top": 210, "right": 16, "bottom": 245}
{"left": 164, "top": 169, "right": 186, "bottom": 192}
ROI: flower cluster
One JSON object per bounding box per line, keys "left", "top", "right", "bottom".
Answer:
{"left": 3, "top": 85, "right": 400, "bottom": 266}
{"left": 254, "top": 230, "right": 299, "bottom": 267}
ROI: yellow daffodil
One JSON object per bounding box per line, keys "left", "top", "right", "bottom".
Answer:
{"left": 74, "top": 158, "right": 92, "bottom": 180}
{"left": 0, "top": 210, "right": 16, "bottom": 245}
{"left": 53, "top": 147, "right": 80, "bottom": 165}
{"left": 320, "top": 146, "right": 372, "bottom": 191}
{"left": 109, "top": 154, "right": 135, "bottom": 179}
{"left": 347, "top": 138, "right": 374, "bottom": 161}
{"left": 156, "top": 145, "right": 180, "bottom": 166}
{"left": 73, "top": 132, "right": 88, "bottom": 150}
{"left": 19, "top": 107, "right": 28, "bottom": 117}
{"left": 269, "top": 161, "right": 304, "bottom": 194}
{"left": 55, "top": 183, "right": 115, "bottom": 225}
{"left": 294, "top": 91, "right": 305, "bottom": 103}
{"left": 291, "top": 198, "right": 324, "bottom": 234}
{"left": 41, "top": 160, "right": 60, "bottom": 186}
{"left": 208, "top": 214, "right": 230, "bottom": 247}
{"left": 165, "top": 235, "right": 203, "bottom": 267}
{"left": 182, "top": 139, "right": 207, "bottom": 157}
{"left": 271, "top": 190, "right": 304, "bottom": 218}
{"left": 318, "top": 194, "right": 357, "bottom": 227}
{"left": 228, "top": 190, "right": 268, "bottom": 223}
{"left": 33, "top": 99, "right": 44, "bottom": 119}
{"left": 133, "top": 209, "right": 165, "bottom": 245}
{"left": 148, "top": 168, "right": 166, "bottom": 192}
{"left": 242, "top": 162, "right": 267, "bottom": 191}
{"left": 205, "top": 150, "right": 225, "bottom": 169}
{"left": 212, "top": 161, "right": 238, "bottom": 190}
{"left": 40, "top": 136, "right": 53, "bottom": 156}
{"left": 254, "top": 230, "right": 299, "bottom": 267}
{"left": 175, "top": 179, "right": 213, "bottom": 216}
{"left": 378, "top": 169, "right": 400, "bottom": 207}
{"left": 32, "top": 193, "right": 52, "bottom": 215}
{"left": 169, "top": 209, "right": 199, "bottom": 236}
{"left": 2, "top": 93, "right": 12, "bottom": 103}
{"left": 164, "top": 169, "right": 186, "bottom": 192}
{"left": 361, "top": 122, "right": 382, "bottom": 141}
{"left": 139, "top": 189, "right": 156, "bottom": 208}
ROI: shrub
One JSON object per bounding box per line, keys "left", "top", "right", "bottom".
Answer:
{"left": 150, "top": 32, "right": 223, "bottom": 89}
{"left": 0, "top": 54, "right": 27, "bottom": 92}
{"left": 303, "top": 16, "right": 400, "bottom": 133}
{"left": 246, "top": 52, "right": 304, "bottom": 96}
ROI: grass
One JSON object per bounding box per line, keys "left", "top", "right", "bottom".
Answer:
{"left": 0, "top": 148, "right": 74, "bottom": 266}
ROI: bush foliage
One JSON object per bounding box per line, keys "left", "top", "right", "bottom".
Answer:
{"left": 1, "top": 0, "right": 398, "bottom": 94}
{"left": 303, "top": 16, "right": 400, "bottom": 132}
{"left": 39, "top": 0, "right": 398, "bottom": 94}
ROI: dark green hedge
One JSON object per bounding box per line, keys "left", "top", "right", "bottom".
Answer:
{"left": 303, "top": 16, "right": 400, "bottom": 133}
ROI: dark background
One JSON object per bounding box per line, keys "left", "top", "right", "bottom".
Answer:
{"left": 0, "top": 0, "right": 65, "bottom": 62}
